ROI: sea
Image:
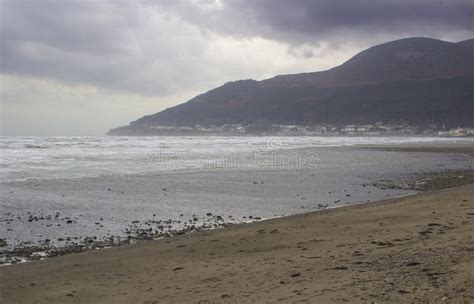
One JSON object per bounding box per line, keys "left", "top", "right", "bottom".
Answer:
{"left": 1, "top": 136, "right": 473, "bottom": 251}
{"left": 1, "top": 136, "right": 472, "bottom": 182}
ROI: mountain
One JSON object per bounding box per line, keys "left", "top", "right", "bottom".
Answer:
{"left": 108, "top": 37, "right": 474, "bottom": 135}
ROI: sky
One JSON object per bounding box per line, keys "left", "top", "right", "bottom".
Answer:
{"left": 1, "top": 0, "right": 473, "bottom": 136}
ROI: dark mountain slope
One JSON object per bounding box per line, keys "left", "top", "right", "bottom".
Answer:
{"left": 261, "top": 37, "right": 474, "bottom": 88}
{"left": 109, "top": 37, "right": 474, "bottom": 134}
{"left": 129, "top": 75, "right": 473, "bottom": 129}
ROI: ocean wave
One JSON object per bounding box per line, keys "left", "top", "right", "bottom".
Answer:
{"left": 0, "top": 135, "right": 471, "bottom": 182}
{"left": 24, "top": 144, "right": 48, "bottom": 149}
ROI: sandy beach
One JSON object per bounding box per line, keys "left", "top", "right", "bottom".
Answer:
{"left": 3, "top": 3, "right": 474, "bottom": 302}
{"left": 1, "top": 181, "right": 473, "bottom": 303}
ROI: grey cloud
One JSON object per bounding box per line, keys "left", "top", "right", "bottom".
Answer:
{"left": 2, "top": 1, "right": 138, "bottom": 55}
{"left": 1, "top": 0, "right": 472, "bottom": 97}
{"left": 157, "top": 0, "right": 474, "bottom": 44}
{"left": 1, "top": 0, "right": 215, "bottom": 96}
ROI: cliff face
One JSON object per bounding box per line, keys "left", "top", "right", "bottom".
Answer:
{"left": 109, "top": 37, "right": 474, "bottom": 135}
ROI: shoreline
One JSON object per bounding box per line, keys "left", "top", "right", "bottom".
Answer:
{"left": 2, "top": 167, "right": 473, "bottom": 266}
{"left": 1, "top": 183, "right": 473, "bottom": 303}
{"left": 359, "top": 144, "right": 474, "bottom": 157}
{"left": 1, "top": 146, "right": 473, "bottom": 264}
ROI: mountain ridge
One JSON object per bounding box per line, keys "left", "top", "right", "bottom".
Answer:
{"left": 261, "top": 37, "right": 474, "bottom": 88}
{"left": 108, "top": 37, "right": 474, "bottom": 135}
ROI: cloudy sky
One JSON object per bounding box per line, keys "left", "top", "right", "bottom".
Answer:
{"left": 1, "top": 0, "right": 473, "bottom": 135}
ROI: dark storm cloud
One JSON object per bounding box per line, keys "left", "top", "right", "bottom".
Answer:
{"left": 0, "top": 0, "right": 212, "bottom": 96}
{"left": 157, "top": 0, "right": 474, "bottom": 44}
{"left": 1, "top": 1, "right": 137, "bottom": 55}
{"left": 1, "top": 0, "right": 143, "bottom": 92}
{"left": 1, "top": 0, "right": 473, "bottom": 96}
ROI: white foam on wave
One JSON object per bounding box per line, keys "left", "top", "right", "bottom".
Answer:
{"left": 1, "top": 135, "right": 472, "bottom": 182}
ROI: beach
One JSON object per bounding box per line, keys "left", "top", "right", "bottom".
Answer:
{"left": 1, "top": 142, "right": 473, "bottom": 303}
{"left": 2, "top": 182, "right": 474, "bottom": 303}
{"left": 2, "top": 139, "right": 473, "bottom": 255}
{"left": 3, "top": 4, "right": 474, "bottom": 302}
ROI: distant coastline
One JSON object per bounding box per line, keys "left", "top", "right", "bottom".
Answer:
{"left": 108, "top": 123, "right": 474, "bottom": 137}
{"left": 108, "top": 38, "right": 474, "bottom": 137}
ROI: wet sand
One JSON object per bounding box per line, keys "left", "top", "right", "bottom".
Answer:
{"left": 1, "top": 183, "right": 473, "bottom": 303}
{"left": 363, "top": 145, "right": 474, "bottom": 156}
{"left": 8, "top": 145, "right": 469, "bottom": 252}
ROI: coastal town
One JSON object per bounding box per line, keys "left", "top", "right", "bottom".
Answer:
{"left": 113, "top": 122, "right": 474, "bottom": 137}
